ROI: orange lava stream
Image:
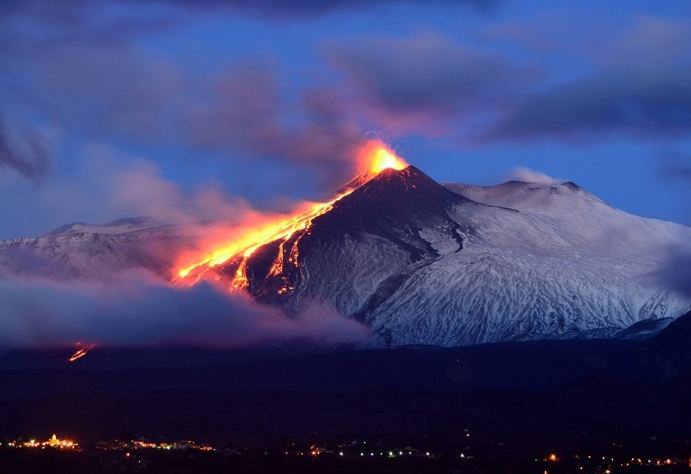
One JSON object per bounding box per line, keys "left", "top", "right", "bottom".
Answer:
{"left": 68, "top": 343, "right": 96, "bottom": 363}
{"left": 174, "top": 141, "right": 407, "bottom": 290}
{"left": 176, "top": 189, "right": 354, "bottom": 285}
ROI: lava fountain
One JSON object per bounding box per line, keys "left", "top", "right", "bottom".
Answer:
{"left": 174, "top": 140, "right": 407, "bottom": 289}
{"left": 359, "top": 140, "right": 408, "bottom": 173}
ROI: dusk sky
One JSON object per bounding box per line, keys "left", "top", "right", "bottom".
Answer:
{"left": 2, "top": 0, "right": 691, "bottom": 238}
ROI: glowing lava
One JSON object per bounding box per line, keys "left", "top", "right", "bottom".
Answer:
{"left": 175, "top": 190, "right": 353, "bottom": 286}
{"left": 174, "top": 140, "right": 407, "bottom": 290}
{"left": 68, "top": 342, "right": 95, "bottom": 363}
{"left": 360, "top": 141, "right": 408, "bottom": 174}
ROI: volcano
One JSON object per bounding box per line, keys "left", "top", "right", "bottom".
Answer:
{"left": 205, "top": 164, "right": 691, "bottom": 346}
{"left": 2, "top": 155, "right": 690, "bottom": 346}
{"left": 218, "top": 166, "right": 471, "bottom": 303}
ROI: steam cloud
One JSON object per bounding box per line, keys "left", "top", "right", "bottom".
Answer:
{"left": 0, "top": 272, "right": 369, "bottom": 350}
{"left": 0, "top": 119, "right": 50, "bottom": 182}
{"left": 507, "top": 167, "right": 561, "bottom": 185}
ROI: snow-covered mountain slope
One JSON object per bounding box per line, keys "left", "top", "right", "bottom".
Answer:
{"left": 227, "top": 168, "right": 691, "bottom": 346}
{"left": 445, "top": 180, "right": 687, "bottom": 257}
{"left": 0, "top": 217, "right": 182, "bottom": 279}
{"left": 1, "top": 171, "right": 689, "bottom": 347}
{"left": 46, "top": 216, "right": 163, "bottom": 236}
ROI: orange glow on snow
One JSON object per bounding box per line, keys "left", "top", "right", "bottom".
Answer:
{"left": 173, "top": 140, "right": 408, "bottom": 288}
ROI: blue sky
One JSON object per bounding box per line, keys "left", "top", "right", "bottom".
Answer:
{"left": 1, "top": 0, "right": 690, "bottom": 238}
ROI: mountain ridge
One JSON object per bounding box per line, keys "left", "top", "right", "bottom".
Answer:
{"left": 214, "top": 166, "right": 691, "bottom": 345}
{"left": 1, "top": 166, "right": 689, "bottom": 346}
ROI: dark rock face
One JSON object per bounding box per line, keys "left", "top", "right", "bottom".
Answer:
{"left": 650, "top": 309, "right": 691, "bottom": 362}
{"left": 219, "top": 166, "right": 473, "bottom": 310}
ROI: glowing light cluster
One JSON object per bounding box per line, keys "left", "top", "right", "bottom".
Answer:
{"left": 131, "top": 440, "right": 215, "bottom": 451}
{"left": 11, "top": 434, "right": 79, "bottom": 450}
{"left": 173, "top": 140, "right": 408, "bottom": 290}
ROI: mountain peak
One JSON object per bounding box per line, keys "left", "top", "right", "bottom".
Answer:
{"left": 221, "top": 164, "right": 470, "bottom": 299}
{"left": 445, "top": 178, "right": 605, "bottom": 214}
{"left": 327, "top": 165, "right": 469, "bottom": 222}
{"left": 498, "top": 179, "right": 583, "bottom": 191}
{"left": 45, "top": 216, "right": 162, "bottom": 236}
{"left": 561, "top": 181, "right": 583, "bottom": 191}
{"left": 106, "top": 216, "right": 161, "bottom": 227}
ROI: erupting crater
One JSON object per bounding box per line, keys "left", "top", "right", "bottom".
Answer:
{"left": 174, "top": 140, "right": 408, "bottom": 292}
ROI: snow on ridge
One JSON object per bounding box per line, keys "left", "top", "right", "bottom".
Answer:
{"left": 45, "top": 216, "right": 163, "bottom": 236}
{"left": 445, "top": 180, "right": 690, "bottom": 256}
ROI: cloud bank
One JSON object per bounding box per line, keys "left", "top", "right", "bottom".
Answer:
{"left": 327, "top": 33, "right": 539, "bottom": 135}
{"left": 3, "top": 0, "right": 500, "bottom": 22}
{"left": 0, "top": 118, "right": 50, "bottom": 182}
{"left": 0, "top": 272, "right": 369, "bottom": 349}
{"left": 484, "top": 17, "right": 691, "bottom": 142}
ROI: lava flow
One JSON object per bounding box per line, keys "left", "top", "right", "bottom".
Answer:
{"left": 68, "top": 342, "right": 96, "bottom": 363}
{"left": 174, "top": 141, "right": 407, "bottom": 289}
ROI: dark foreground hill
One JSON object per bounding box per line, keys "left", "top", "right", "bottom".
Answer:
{"left": 0, "top": 323, "right": 689, "bottom": 453}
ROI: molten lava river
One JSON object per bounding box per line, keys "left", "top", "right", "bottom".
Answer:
{"left": 174, "top": 141, "right": 407, "bottom": 291}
